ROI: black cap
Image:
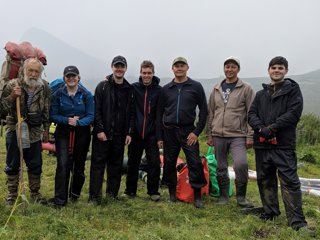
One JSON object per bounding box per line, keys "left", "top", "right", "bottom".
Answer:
{"left": 111, "top": 55, "right": 127, "bottom": 66}
{"left": 63, "top": 65, "right": 80, "bottom": 75}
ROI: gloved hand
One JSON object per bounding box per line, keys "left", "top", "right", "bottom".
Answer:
{"left": 259, "top": 127, "right": 273, "bottom": 139}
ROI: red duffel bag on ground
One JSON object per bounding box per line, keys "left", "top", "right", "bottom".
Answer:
{"left": 176, "top": 157, "right": 209, "bottom": 203}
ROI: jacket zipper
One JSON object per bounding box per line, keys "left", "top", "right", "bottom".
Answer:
{"left": 176, "top": 87, "right": 181, "bottom": 124}
{"left": 141, "top": 88, "right": 148, "bottom": 139}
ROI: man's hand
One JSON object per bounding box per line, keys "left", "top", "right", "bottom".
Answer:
{"left": 125, "top": 135, "right": 131, "bottom": 145}
{"left": 42, "top": 130, "right": 49, "bottom": 143}
{"left": 10, "top": 86, "right": 21, "bottom": 100}
{"left": 246, "top": 139, "right": 253, "bottom": 149}
{"left": 68, "top": 116, "right": 79, "bottom": 126}
{"left": 259, "top": 127, "right": 273, "bottom": 139}
{"left": 187, "top": 132, "right": 198, "bottom": 146}
{"left": 157, "top": 140, "right": 164, "bottom": 149}
{"left": 206, "top": 137, "right": 214, "bottom": 146}
{"left": 97, "top": 132, "right": 107, "bottom": 141}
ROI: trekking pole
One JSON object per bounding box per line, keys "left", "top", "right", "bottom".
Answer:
{"left": 68, "top": 126, "right": 76, "bottom": 199}
{"left": 16, "top": 96, "right": 28, "bottom": 208}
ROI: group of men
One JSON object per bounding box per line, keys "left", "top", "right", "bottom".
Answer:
{"left": 0, "top": 55, "right": 312, "bottom": 234}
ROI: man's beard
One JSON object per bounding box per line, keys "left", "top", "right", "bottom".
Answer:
{"left": 24, "top": 76, "right": 42, "bottom": 88}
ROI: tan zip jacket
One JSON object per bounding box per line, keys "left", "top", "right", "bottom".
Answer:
{"left": 207, "top": 79, "right": 255, "bottom": 140}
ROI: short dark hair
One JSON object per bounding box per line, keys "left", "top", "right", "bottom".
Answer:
{"left": 140, "top": 60, "right": 154, "bottom": 73}
{"left": 268, "top": 56, "right": 288, "bottom": 69}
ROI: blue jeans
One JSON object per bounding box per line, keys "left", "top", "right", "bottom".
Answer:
{"left": 5, "top": 130, "right": 42, "bottom": 175}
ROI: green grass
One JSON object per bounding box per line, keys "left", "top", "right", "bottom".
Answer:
{"left": 0, "top": 134, "right": 319, "bottom": 240}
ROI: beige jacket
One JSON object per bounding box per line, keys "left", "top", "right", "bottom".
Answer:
{"left": 207, "top": 79, "right": 255, "bottom": 140}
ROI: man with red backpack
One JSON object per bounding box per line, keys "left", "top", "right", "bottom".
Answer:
{"left": 0, "top": 58, "right": 50, "bottom": 205}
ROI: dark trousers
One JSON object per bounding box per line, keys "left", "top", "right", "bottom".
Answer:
{"left": 213, "top": 137, "right": 248, "bottom": 184}
{"left": 89, "top": 135, "right": 126, "bottom": 201}
{"left": 54, "top": 125, "right": 91, "bottom": 205}
{"left": 5, "top": 130, "right": 42, "bottom": 175}
{"left": 162, "top": 127, "right": 206, "bottom": 189}
{"left": 125, "top": 136, "right": 160, "bottom": 196}
{"left": 255, "top": 149, "right": 307, "bottom": 229}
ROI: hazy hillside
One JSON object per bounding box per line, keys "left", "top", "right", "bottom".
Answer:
{"left": 20, "top": 28, "right": 106, "bottom": 90}
{"left": 0, "top": 28, "right": 318, "bottom": 114}
{"left": 160, "top": 73, "right": 319, "bottom": 115}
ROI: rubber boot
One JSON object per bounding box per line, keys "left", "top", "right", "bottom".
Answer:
{"left": 168, "top": 186, "right": 177, "bottom": 202}
{"left": 28, "top": 173, "right": 47, "bottom": 205}
{"left": 216, "top": 174, "right": 230, "bottom": 205}
{"left": 236, "top": 181, "right": 254, "bottom": 208}
{"left": 193, "top": 188, "right": 204, "bottom": 208}
{"left": 5, "top": 174, "right": 19, "bottom": 205}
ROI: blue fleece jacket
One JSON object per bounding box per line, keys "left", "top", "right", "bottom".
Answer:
{"left": 50, "top": 84, "right": 94, "bottom": 126}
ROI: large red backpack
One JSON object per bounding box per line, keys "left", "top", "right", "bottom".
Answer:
{"left": 0, "top": 41, "right": 47, "bottom": 98}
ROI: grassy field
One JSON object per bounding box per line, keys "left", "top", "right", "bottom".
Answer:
{"left": 0, "top": 134, "right": 319, "bottom": 240}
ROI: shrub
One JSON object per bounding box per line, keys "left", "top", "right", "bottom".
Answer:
{"left": 297, "top": 113, "right": 320, "bottom": 145}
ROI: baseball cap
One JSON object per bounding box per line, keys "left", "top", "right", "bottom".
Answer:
{"left": 112, "top": 55, "right": 127, "bottom": 66}
{"left": 63, "top": 65, "right": 80, "bottom": 76}
{"left": 224, "top": 56, "right": 240, "bottom": 68}
{"left": 172, "top": 57, "right": 188, "bottom": 66}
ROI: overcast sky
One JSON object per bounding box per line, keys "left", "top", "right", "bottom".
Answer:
{"left": 1, "top": 0, "right": 320, "bottom": 79}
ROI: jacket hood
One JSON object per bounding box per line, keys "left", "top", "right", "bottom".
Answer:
{"left": 262, "top": 78, "right": 298, "bottom": 93}
{"left": 138, "top": 76, "right": 160, "bottom": 87}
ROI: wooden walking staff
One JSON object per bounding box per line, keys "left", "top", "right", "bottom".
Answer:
{"left": 16, "top": 96, "right": 27, "bottom": 201}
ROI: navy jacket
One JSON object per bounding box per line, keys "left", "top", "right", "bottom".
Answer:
{"left": 248, "top": 78, "right": 303, "bottom": 149}
{"left": 132, "top": 76, "right": 161, "bottom": 140}
{"left": 157, "top": 77, "right": 208, "bottom": 140}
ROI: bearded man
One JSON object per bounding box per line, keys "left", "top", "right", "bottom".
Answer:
{"left": 0, "top": 58, "right": 51, "bottom": 205}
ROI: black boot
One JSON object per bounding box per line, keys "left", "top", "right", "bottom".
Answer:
{"left": 168, "top": 186, "right": 176, "bottom": 202}
{"left": 193, "top": 188, "right": 204, "bottom": 208}
{"left": 28, "top": 173, "right": 47, "bottom": 205}
{"left": 236, "top": 181, "right": 254, "bottom": 208}
{"left": 5, "top": 174, "right": 19, "bottom": 205}
{"left": 216, "top": 173, "right": 230, "bottom": 205}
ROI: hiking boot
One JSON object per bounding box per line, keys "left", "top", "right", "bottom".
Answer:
{"left": 48, "top": 198, "right": 65, "bottom": 209}
{"left": 5, "top": 174, "right": 19, "bottom": 205}
{"left": 28, "top": 173, "right": 47, "bottom": 205}
{"left": 241, "top": 207, "right": 264, "bottom": 215}
{"left": 107, "top": 192, "right": 120, "bottom": 201}
{"left": 259, "top": 212, "right": 278, "bottom": 221}
{"left": 122, "top": 192, "right": 136, "bottom": 199}
{"left": 236, "top": 181, "right": 254, "bottom": 208}
{"left": 168, "top": 186, "right": 177, "bottom": 202}
{"left": 193, "top": 188, "right": 204, "bottom": 209}
{"left": 69, "top": 196, "right": 78, "bottom": 203}
{"left": 150, "top": 194, "right": 160, "bottom": 202}
{"left": 88, "top": 197, "right": 101, "bottom": 206}
{"left": 216, "top": 173, "right": 230, "bottom": 205}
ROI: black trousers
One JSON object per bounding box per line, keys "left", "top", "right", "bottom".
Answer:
{"left": 5, "top": 130, "right": 42, "bottom": 175}
{"left": 125, "top": 136, "right": 160, "bottom": 196}
{"left": 162, "top": 127, "right": 206, "bottom": 189}
{"left": 54, "top": 125, "right": 91, "bottom": 205}
{"left": 89, "top": 135, "right": 126, "bottom": 201}
{"left": 255, "top": 149, "right": 307, "bottom": 229}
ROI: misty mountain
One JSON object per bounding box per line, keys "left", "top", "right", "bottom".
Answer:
{"left": 1, "top": 28, "right": 319, "bottom": 114}
{"left": 20, "top": 28, "right": 107, "bottom": 90}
